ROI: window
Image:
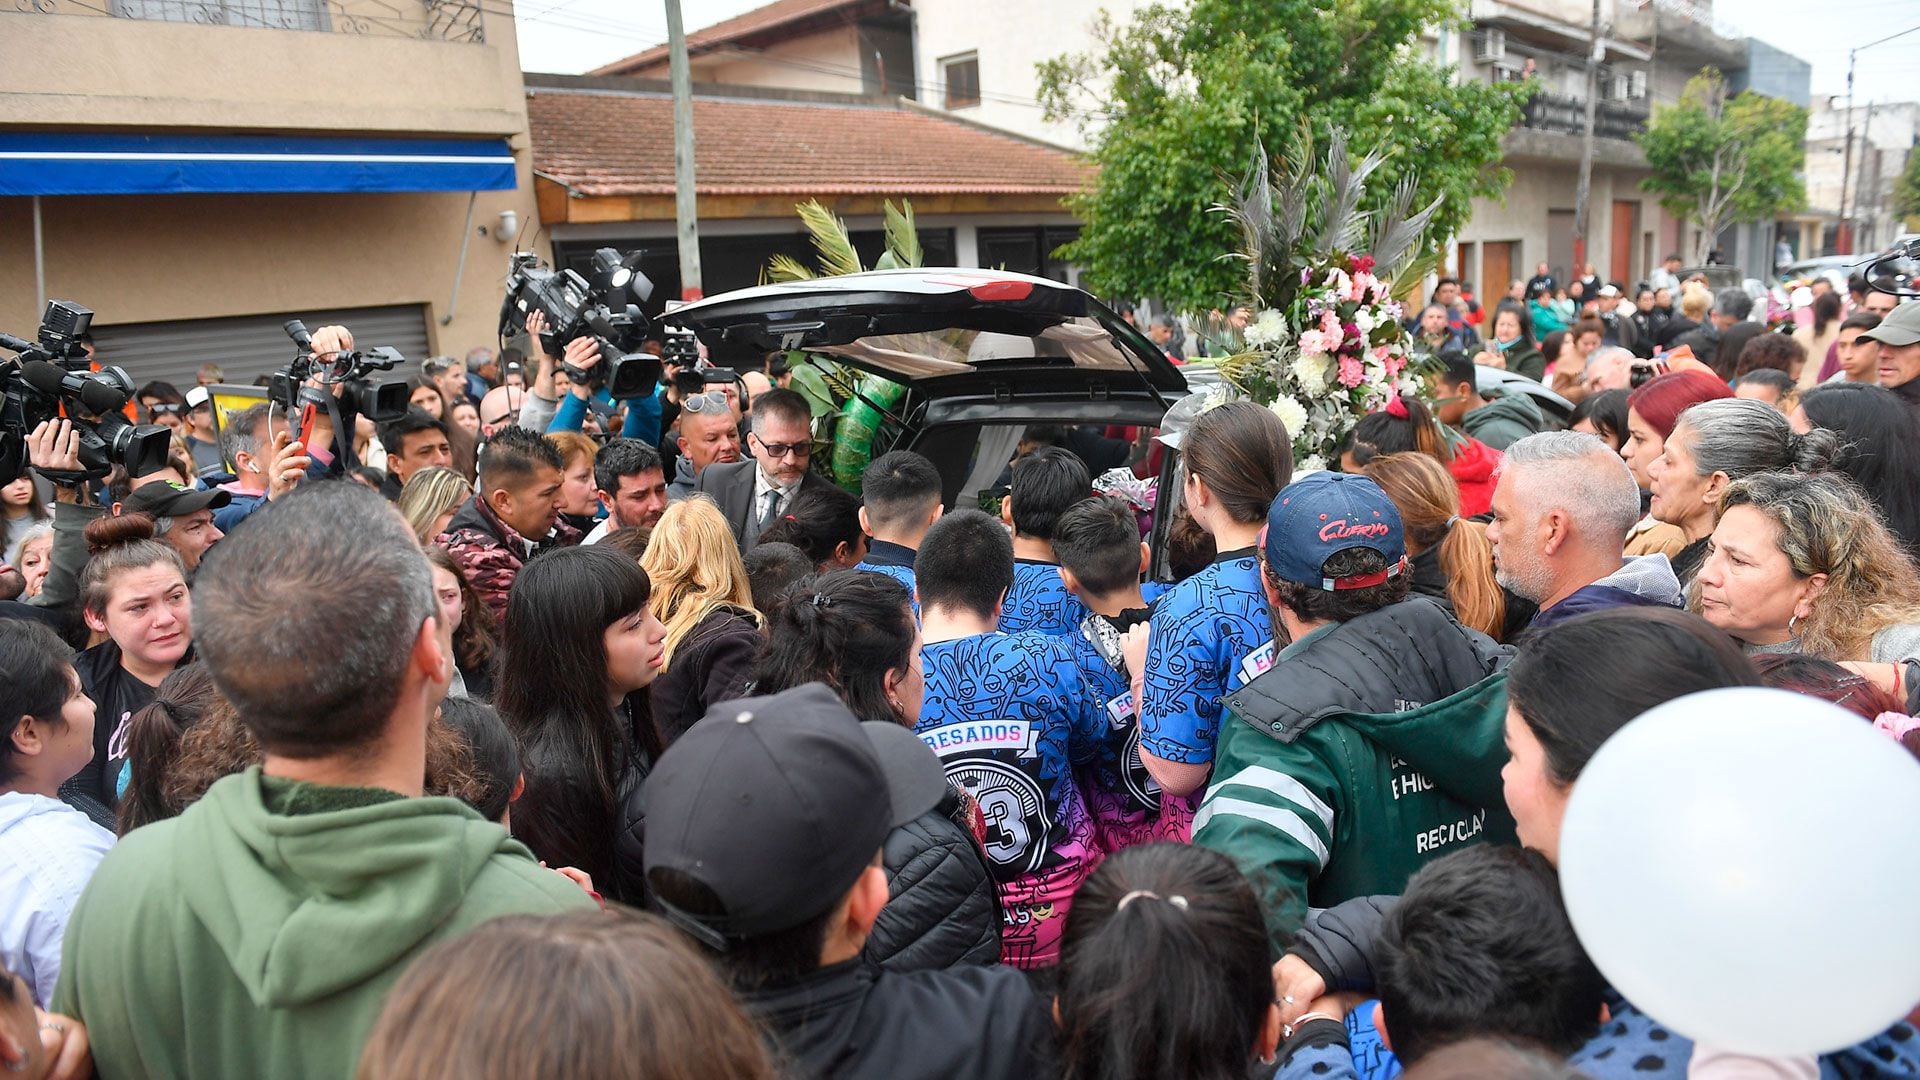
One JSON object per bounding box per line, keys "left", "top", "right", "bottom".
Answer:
{"left": 942, "top": 54, "right": 980, "bottom": 110}
{"left": 111, "top": 0, "right": 328, "bottom": 30}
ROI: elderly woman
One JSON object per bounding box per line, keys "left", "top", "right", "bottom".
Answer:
{"left": 1645, "top": 398, "right": 1841, "bottom": 586}
{"left": 1693, "top": 470, "right": 1920, "bottom": 674}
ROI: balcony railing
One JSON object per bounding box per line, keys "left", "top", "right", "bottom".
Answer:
{"left": 1519, "top": 91, "right": 1651, "bottom": 142}
{"left": 10, "top": 0, "right": 485, "bottom": 42}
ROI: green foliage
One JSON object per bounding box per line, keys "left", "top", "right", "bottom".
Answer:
{"left": 1636, "top": 68, "right": 1807, "bottom": 263}
{"left": 1036, "top": 0, "right": 1529, "bottom": 312}
{"left": 1894, "top": 150, "right": 1920, "bottom": 228}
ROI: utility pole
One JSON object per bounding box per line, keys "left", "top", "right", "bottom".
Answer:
{"left": 1838, "top": 48, "right": 1855, "bottom": 255}
{"left": 666, "top": 0, "right": 703, "bottom": 300}
{"left": 1571, "top": 0, "right": 1602, "bottom": 275}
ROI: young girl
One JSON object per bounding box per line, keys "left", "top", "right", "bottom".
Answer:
{"left": 493, "top": 545, "right": 667, "bottom": 904}
{"left": 1, "top": 476, "right": 48, "bottom": 569}
{"left": 69, "top": 514, "right": 194, "bottom": 814}
{"left": 1056, "top": 844, "right": 1280, "bottom": 1080}
{"left": 1139, "top": 402, "right": 1293, "bottom": 799}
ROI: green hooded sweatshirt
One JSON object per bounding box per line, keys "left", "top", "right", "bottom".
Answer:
{"left": 53, "top": 768, "right": 594, "bottom": 1080}
{"left": 1461, "top": 389, "right": 1546, "bottom": 451}
{"left": 1193, "top": 598, "right": 1518, "bottom": 951}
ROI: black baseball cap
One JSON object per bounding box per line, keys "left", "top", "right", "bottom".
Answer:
{"left": 642, "top": 683, "right": 946, "bottom": 947}
{"left": 122, "top": 480, "right": 230, "bottom": 518}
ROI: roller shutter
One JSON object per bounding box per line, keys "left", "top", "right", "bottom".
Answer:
{"left": 89, "top": 304, "right": 431, "bottom": 391}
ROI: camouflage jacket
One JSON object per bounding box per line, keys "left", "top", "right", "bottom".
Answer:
{"left": 437, "top": 494, "right": 581, "bottom": 620}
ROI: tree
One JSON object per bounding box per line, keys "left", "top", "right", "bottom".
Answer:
{"left": 1036, "top": 0, "right": 1528, "bottom": 313}
{"left": 1894, "top": 149, "right": 1920, "bottom": 230}
{"left": 1636, "top": 68, "right": 1807, "bottom": 265}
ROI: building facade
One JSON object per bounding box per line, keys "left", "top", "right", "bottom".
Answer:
{"left": 0, "top": 0, "right": 538, "bottom": 386}
{"left": 1806, "top": 99, "right": 1919, "bottom": 256}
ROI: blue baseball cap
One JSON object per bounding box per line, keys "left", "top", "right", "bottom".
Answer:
{"left": 1262, "top": 472, "right": 1407, "bottom": 591}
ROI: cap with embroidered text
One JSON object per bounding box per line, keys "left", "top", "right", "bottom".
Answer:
{"left": 1262, "top": 471, "right": 1407, "bottom": 591}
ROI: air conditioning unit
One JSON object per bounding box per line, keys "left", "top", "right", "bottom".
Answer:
{"left": 1475, "top": 29, "right": 1507, "bottom": 63}
{"left": 1610, "top": 74, "right": 1633, "bottom": 100}
{"left": 1628, "top": 70, "right": 1648, "bottom": 99}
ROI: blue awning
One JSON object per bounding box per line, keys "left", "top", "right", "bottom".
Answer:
{"left": 0, "top": 133, "right": 517, "bottom": 196}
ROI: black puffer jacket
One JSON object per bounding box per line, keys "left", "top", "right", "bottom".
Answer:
{"left": 864, "top": 787, "right": 1002, "bottom": 972}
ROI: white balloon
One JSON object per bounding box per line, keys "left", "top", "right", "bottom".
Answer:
{"left": 1559, "top": 687, "right": 1920, "bottom": 1057}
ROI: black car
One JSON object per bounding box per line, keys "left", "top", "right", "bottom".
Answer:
{"left": 666, "top": 268, "right": 1188, "bottom": 509}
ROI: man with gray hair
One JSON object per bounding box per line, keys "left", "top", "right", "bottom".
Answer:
{"left": 53, "top": 482, "right": 593, "bottom": 1079}
{"left": 1581, "top": 345, "right": 1637, "bottom": 395}
{"left": 697, "top": 386, "right": 833, "bottom": 547}
{"left": 1486, "top": 431, "right": 1684, "bottom": 631}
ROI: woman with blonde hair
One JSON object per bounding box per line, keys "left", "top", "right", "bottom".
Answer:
{"left": 1693, "top": 469, "right": 1920, "bottom": 668}
{"left": 397, "top": 466, "right": 473, "bottom": 544}
{"left": 1362, "top": 452, "right": 1512, "bottom": 640}
{"left": 640, "top": 496, "right": 762, "bottom": 744}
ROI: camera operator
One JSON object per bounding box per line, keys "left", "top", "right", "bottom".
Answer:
{"left": 520, "top": 311, "right": 664, "bottom": 447}
{"left": 210, "top": 404, "right": 315, "bottom": 533}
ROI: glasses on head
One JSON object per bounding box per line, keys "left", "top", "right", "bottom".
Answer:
{"left": 682, "top": 391, "right": 730, "bottom": 414}
{"left": 146, "top": 403, "right": 185, "bottom": 416}
{"left": 754, "top": 435, "right": 810, "bottom": 460}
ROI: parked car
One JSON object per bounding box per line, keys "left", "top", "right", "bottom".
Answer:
{"left": 664, "top": 268, "right": 1188, "bottom": 510}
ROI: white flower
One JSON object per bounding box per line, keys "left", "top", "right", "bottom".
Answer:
{"left": 1291, "top": 353, "right": 1329, "bottom": 394}
{"left": 1298, "top": 453, "right": 1328, "bottom": 474}
{"left": 1244, "top": 308, "right": 1288, "bottom": 347}
{"left": 1268, "top": 396, "right": 1308, "bottom": 438}
{"left": 1353, "top": 308, "right": 1376, "bottom": 334}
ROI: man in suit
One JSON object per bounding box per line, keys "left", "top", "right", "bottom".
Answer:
{"left": 697, "top": 387, "right": 834, "bottom": 548}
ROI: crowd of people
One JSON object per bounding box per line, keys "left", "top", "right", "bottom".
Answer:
{"left": 1, "top": 272, "right": 1918, "bottom": 1080}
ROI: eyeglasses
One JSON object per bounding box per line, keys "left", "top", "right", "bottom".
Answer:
{"left": 146, "top": 403, "right": 185, "bottom": 416}
{"left": 754, "top": 436, "right": 810, "bottom": 460}
{"left": 682, "top": 391, "right": 730, "bottom": 414}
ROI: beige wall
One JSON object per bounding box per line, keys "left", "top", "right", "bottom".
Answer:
{"left": 695, "top": 27, "right": 863, "bottom": 93}
{"left": 0, "top": 0, "right": 537, "bottom": 357}
{"left": 0, "top": 4, "right": 526, "bottom": 136}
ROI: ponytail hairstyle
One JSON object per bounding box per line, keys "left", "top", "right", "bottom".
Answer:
{"left": 116, "top": 662, "right": 221, "bottom": 835}
{"left": 1058, "top": 843, "right": 1275, "bottom": 1080}
{"left": 1671, "top": 398, "right": 1842, "bottom": 483}
{"left": 80, "top": 512, "right": 188, "bottom": 622}
{"left": 1363, "top": 452, "right": 1505, "bottom": 639}
{"left": 1180, "top": 401, "right": 1294, "bottom": 525}
{"left": 1344, "top": 392, "right": 1453, "bottom": 468}
{"left": 755, "top": 484, "right": 866, "bottom": 571}
{"left": 751, "top": 569, "right": 915, "bottom": 725}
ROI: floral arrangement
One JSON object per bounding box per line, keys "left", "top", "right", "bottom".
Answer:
{"left": 1093, "top": 467, "right": 1157, "bottom": 536}
{"left": 1209, "top": 126, "right": 1447, "bottom": 467}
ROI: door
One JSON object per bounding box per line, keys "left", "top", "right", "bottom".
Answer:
{"left": 1481, "top": 242, "right": 1515, "bottom": 299}
{"left": 1611, "top": 200, "right": 1638, "bottom": 284}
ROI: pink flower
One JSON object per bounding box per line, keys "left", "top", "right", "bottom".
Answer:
{"left": 1301, "top": 267, "right": 1313, "bottom": 286}
{"left": 1352, "top": 254, "right": 1376, "bottom": 274}
{"left": 1371, "top": 345, "right": 1393, "bottom": 363}
{"left": 1342, "top": 323, "right": 1360, "bottom": 344}
{"left": 1321, "top": 310, "right": 1342, "bottom": 337}
{"left": 1337, "top": 357, "right": 1366, "bottom": 388}
{"left": 1298, "top": 329, "right": 1326, "bottom": 355}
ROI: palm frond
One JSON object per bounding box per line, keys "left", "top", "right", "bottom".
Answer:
{"left": 883, "top": 200, "right": 924, "bottom": 269}
{"left": 1313, "top": 129, "right": 1381, "bottom": 254}
{"left": 795, "top": 199, "right": 864, "bottom": 278}
{"left": 764, "top": 254, "right": 818, "bottom": 284}
{"left": 1220, "top": 145, "right": 1275, "bottom": 305}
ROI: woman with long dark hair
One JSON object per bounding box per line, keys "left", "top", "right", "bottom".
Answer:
{"left": 753, "top": 568, "right": 1001, "bottom": 971}
{"left": 756, "top": 484, "right": 868, "bottom": 572}
{"left": 1792, "top": 381, "right": 1920, "bottom": 561}
{"left": 493, "top": 545, "right": 667, "bottom": 902}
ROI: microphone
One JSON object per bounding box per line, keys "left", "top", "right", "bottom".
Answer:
{"left": 284, "top": 319, "right": 313, "bottom": 350}
{"left": 22, "top": 359, "right": 130, "bottom": 414}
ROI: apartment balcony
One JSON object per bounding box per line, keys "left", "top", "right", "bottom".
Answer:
{"left": 0, "top": 0, "right": 524, "bottom": 137}
{"left": 1502, "top": 89, "right": 1652, "bottom": 166}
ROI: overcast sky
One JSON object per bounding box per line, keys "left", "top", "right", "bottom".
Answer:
{"left": 512, "top": 0, "right": 1920, "bottom": 106}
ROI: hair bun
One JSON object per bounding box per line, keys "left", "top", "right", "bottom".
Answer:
{"left": 83, "top": 511, "right": 158, "bottom": 555}
{"left": 1788, "top": 428, "right": 1843, "bottom": 475}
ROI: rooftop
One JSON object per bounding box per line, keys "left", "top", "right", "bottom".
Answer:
{"left": 588, "top": 0, "right": 885, "bottom": 77}
{"left": 526, "top": 76, "right": 1088, "bottom": 199}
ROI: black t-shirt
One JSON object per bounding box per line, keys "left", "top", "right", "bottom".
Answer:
{"left": 70, "top": 640, "right": 164, "bottom": 807}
